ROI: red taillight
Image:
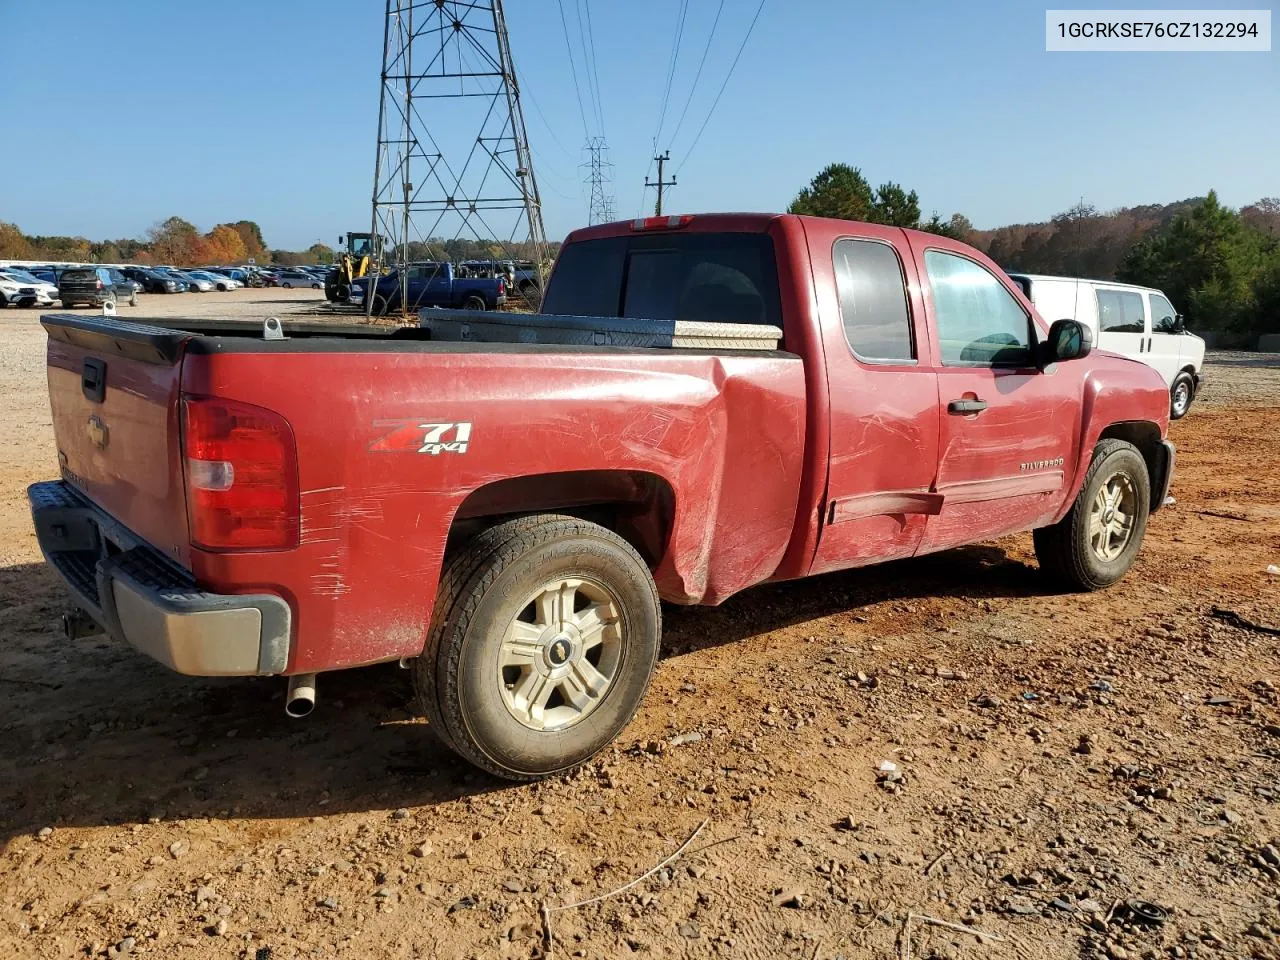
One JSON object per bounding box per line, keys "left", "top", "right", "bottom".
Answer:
{"left": 631, "top": 215, "right": 693, "bottom": 231}
{"left": 498, "top": 278, "right": 506, "bottom": 295}
{"left": 181, "top": 396, "right": 299, "bottom": 551}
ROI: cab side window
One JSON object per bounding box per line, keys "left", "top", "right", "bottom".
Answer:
{"left": 1096, "top": 289, "right": 1145, "bottom": 332}
{"left": 1149, "top": 293, "right": 1178, "bottom": 333}
{"left": 924, "top": 250, "right": 1034, "bottom": 367}
{"left": 832, "top": 238, "right": 915, "bottom": 362}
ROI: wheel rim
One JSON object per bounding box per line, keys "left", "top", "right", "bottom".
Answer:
{"left": 498, "top": 577, "right": 623, "bottom": 732}
{"left": 1173, "top": 382, "right": 1189, "bottom": 413}
{"left": 1089, "top": 472, "right": 1138, "bottom": 562}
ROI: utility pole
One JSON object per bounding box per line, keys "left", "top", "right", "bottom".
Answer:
{"left": 645, "top": 151, "right": 676, "bottom": 216}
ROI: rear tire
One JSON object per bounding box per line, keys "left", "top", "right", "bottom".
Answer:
{"left": 282, "top": 282, "right": 292, "bottom": 289}
{"left": 60, "top": 299, "right": 76, "bottom": 309}
{"left": 129, "top": 291, "right": 138, "bottom": 307}
{"left": 1170, "top": 371, "right": 1195, "bottom": 420}
{"left": 414, "top": 515, "right": 661, "bottom": 781}
{"left": 1034, "top": 438, "right": 1150, "bottom": 591}
{"left": 463, "top": 294, "right": 486, "bottom": 311}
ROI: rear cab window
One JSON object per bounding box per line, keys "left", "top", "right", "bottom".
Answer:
{"left": 543, "top": 232, "right": 782, "bottom": 328}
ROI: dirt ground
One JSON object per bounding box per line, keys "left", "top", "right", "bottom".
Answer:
{"left": 1, "top": 302, "right": 1277, "bottom": 960}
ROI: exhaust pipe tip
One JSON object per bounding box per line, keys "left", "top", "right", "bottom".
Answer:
{"left": 285, "top": 673, "right": 317, "bottom": 718}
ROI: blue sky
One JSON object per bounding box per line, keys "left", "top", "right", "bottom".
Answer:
{"left": 1, "top": 0, "right": 1275, "bottom": 249}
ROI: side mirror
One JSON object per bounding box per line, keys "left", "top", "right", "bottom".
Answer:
{"left": 1044, "top": 318, "right": 1093, "bottom": 364}
{"left": 1173, "top": 314, "right": 1186, "bottom": 333}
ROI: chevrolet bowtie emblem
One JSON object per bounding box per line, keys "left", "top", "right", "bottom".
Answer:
{"left": 86, "top": 415, "right": 108, "bottom": 450}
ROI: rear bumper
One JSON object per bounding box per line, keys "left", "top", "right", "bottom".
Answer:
{"left": 28, "top": 480, "right": 291, "bottom": 676}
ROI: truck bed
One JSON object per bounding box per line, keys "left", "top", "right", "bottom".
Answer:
{"left": 38, "top": 311, "right": 807, "bottom": 673}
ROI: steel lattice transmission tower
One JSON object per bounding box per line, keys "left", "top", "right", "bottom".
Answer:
{"left": 582, "top": 137, "right": 614, "bottom": 226}
{"left": 370, "top": 0, "right": 548, "bottom": 313}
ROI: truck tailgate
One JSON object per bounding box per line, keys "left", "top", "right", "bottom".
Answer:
{"left": 43, "top": 315, "right": 193, "bottom": 568}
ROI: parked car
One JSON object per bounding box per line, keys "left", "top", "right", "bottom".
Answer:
{"left": 207, "top": 267, "right": 250, "bottom": 285}
{"left": 1008, "top": 274, "right": 1206, "bottom": 419}
{"left": 28, "top": 212, "right": 1174, "bottom": 781}
{"left": 159, "top": 269, "right": 213, "bottom": 292}
{"left": 56, "top": 266, "right": 138, "bottom": 307}
{"left": 186, "top": 269, "right": 240, "bottom": 291}
{"left": 274, "top": 269, "right": 323, "bottom": 289}
{"left": 0, "top": 271, "right": 42, "bottom": 307}
{"left": 350, "top": 261, "right": 506, "bottom": 313}
{"left": 0, "top": 268, "right": 58, "bottom": 306}
{"left": 121, "top": 267, "right": 184, "bottom": 294}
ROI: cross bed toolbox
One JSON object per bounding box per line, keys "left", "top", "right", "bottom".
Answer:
{"left": 30, "top": 213, "right": 1174, "bottom": 780}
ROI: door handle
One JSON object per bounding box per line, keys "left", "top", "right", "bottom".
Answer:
{"left": 947, "top": 398, "right": 988, "bottom": 415}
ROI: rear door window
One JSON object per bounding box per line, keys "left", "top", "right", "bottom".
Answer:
{"left": 832, "top": 238, "right": 915, "bottom": 362}
{"left": 543, "top": 232, "right": 782, "bottom": 327}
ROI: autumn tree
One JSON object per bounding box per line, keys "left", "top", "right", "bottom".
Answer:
{"left": 222, "top": 220, "right": 268, "bottom": 262}
{"left": 200, "top": 225, "right": 248, "bottom": 264}
{"left": 306, "top": 243, "right": 335, "bottom": 264}
{"left": 0, "top": 222, "right": 34, "bottom": 259}
{"left": 1241, "top": 198, "right": 1280, "bottom": 238}
{"left": 148, "top": 216, "right": 201, "bottom": 265}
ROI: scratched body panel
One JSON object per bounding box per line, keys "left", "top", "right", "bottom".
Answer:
{"left": 180, "top": 348, "right": 807, "bottom": 671}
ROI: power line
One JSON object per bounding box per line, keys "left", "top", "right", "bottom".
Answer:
{"left": 579, "top": 0, "right": 606, "bottom": 136}
{"left": 668, "top": 0, "right": 725, "bottom": 151}
{"left": 675, "top": 0, "right": 767, "bottom": 175}
{"left": 555, "top": 0, "right": 591, "bottom": 140}
{"left": 652, "top": 0, "right": 690, "bottom": 148}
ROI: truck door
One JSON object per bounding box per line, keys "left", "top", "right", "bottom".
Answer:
{"left": 906, "top": 240, "right": 1080, "bottom": 555}
{"left": 808, "top": 227, "right": 941, "bottom": 575}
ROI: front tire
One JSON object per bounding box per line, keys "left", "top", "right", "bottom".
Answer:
{"left": 1034, "top": 439, "right": 1151, "bottom": 591}
{"left": 129, "top": 291, "right": 138, "bottom": 306}
{"left": 1170, "top": 372, "right": 1195, "bottom": 420}
{"left": 414, "top": 515, "right": 661, "bottom": 781}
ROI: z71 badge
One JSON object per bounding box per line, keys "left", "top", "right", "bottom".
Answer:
{"left": 371, "top": 420, "right": 472, "bottom": 455}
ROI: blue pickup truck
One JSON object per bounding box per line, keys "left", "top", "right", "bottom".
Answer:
{"left": 351, "top": 261, "right": 507, "bottom": 314}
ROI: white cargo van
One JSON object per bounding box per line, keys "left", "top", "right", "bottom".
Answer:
{"left": 1007, "top": 274, "right": 1205, "bottom": 418}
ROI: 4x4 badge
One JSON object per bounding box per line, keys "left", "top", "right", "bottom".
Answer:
{"left": 370, "top": 420, "right": 472, "bottom": 455}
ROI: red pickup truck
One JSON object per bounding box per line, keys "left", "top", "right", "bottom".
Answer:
{"left": 30, "top": 213, "right": 1174, "bottom": 780}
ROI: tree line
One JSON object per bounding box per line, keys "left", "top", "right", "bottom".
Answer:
{"left": 789, "top": 163, "right": 1279, "bottom": 337}
{"left": 0, "top": 218, "right": 556, "bottom": 270}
